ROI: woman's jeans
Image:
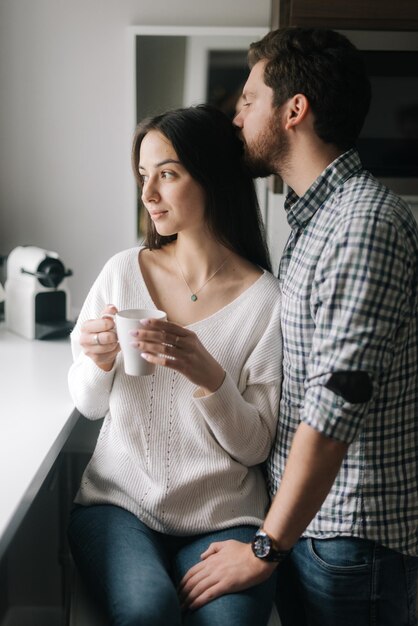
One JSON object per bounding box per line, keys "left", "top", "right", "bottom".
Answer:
{"left": 68, "top": 503, "right": 276, "bottom": 626}
{"left": 276, "top": 536, "right": 418, "bottom": 626}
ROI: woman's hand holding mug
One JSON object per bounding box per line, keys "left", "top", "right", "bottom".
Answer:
{"left": 79, "top": 304, "right": 120, "bottom": 371}
{"left": 129, "top": 318, "right": 226, "bottom": 395}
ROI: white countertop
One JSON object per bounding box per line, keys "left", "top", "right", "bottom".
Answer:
{"left": 0, "top": 325, "right": 78, "bottom": 560}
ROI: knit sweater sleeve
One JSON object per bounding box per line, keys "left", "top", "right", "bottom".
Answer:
{"left": 193, "top": 291, "right": 282, "bottom": 466}
{"left": 68, "top": 255, "right": 119, "bottom": 420}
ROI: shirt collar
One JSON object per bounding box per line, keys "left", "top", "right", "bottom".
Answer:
{"left": 284, "top": 148, "right": 363, "bottom": 230}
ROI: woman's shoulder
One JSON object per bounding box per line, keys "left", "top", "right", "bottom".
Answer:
{"left": 260, "top": 268, "right": 280, "bottom": 287}
{"left": 101, "top": 246, "right": 143, "bottom": 272}
{"left": 256, "top": 269, "right": 281, "bottom": 297}
{"left": 232, "top": 269, "right": 281, "bottom": 322}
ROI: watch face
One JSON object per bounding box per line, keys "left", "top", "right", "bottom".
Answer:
{"left": 253, "top": 531, "right": 271, "bottom": 558}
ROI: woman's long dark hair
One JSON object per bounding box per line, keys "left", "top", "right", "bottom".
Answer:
{"left": 131, "top": 104, "right": 272, "bottom": 272}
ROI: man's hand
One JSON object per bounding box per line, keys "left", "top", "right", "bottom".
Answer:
{"left": 178, "top": 540, "right": 277, "bottom": 611}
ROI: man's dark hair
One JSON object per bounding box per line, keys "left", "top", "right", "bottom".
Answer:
{"left": 249, "top": 27, "right": 371, "bottom": 151}
{"left": 132, "top": 104, "right": 272, "bottom": 271}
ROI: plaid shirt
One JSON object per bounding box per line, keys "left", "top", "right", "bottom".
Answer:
{"left": 267, "top": 149, "right": 418, "bottom": 555}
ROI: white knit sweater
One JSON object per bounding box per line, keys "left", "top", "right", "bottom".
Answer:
{"left": 69, "top": 247, "right": 282, "bottom": 535}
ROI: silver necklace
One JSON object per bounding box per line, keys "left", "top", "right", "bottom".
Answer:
{"left": 174, "top": 254, "right": 230, "bottom": 302}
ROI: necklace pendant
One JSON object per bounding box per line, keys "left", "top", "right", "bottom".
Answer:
{"left": 174, "top": 253, "right": 231, "bottom": 304}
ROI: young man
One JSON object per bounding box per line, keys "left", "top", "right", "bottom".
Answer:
{"left": 179, "top": 28, "right": 418, "bottom": 625}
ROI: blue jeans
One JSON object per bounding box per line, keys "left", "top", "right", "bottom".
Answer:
{"left": 276, "top": 536, "right": 418, "bottom": 626}
{"left": 68, "top": 504, "right": 276, "bottom": 626}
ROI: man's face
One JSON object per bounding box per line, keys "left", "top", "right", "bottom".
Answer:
{"left": 234, "top": 60, "right": 289, "bottom": 178}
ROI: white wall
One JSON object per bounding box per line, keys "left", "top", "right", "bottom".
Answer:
{"left": 0, "top": 0, "right": 270, "bottom": 312}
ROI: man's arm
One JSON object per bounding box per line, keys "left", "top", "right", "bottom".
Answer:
{"left": 179, "top": 422, "right": 348, "bottom": 610}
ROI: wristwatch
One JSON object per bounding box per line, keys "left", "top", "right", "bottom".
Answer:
{"left": 251, "top": 528, "right": 292, "bottom": 563}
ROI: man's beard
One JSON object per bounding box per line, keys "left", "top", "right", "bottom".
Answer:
{"left": 242, "top": 110, "right": 290, "bottom": 179}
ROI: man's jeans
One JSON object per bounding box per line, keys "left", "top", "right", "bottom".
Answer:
{"left": 68, "top": 503, "right": 277, "bottom": 626}
{"left": 276, "top": 536, "right": 418, "bottom": 626}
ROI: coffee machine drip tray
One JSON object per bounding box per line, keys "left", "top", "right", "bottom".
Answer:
{"left": 35, "top": 319, "right": 74, "bottom": 339}
{"left": 35, "top": 291, "right": 74, "bottom": 339}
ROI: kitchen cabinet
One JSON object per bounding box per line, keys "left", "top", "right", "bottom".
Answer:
{"left": 271, "top": 0, "right": 418, "bottom": 31}
{"left": 0, "top": 327, "right": 77, "bottom": 625}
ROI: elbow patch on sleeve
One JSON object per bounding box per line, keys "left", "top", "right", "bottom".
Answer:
{"left": 325, "top": 370, "right": 373, "bottom": 404}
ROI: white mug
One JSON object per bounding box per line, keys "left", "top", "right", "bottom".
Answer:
{"left": 115, "top": 308, "right": 167, "bottom": 376}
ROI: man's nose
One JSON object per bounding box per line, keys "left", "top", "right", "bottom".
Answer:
{"left": 233, "top": 111, "right": 243, "bottom": 128}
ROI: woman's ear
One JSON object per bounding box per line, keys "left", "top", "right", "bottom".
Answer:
{"left": 284, "top": 94, "right": 310, "bottom": 129}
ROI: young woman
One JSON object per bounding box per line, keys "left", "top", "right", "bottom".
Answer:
{"left": 67, "top": 104, "right": 282, "bottom": 626}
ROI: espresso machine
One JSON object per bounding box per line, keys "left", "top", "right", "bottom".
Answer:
{"left": 5, "top": 246, "right": 74, "bottom": 339}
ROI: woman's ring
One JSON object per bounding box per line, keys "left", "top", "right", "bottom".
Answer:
{"left": 94, "top": 333, "right": 102, "bottom": 346}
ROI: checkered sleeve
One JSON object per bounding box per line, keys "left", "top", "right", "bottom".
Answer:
{"left": 302, "top": 208, "right": 414, "bottom": 442}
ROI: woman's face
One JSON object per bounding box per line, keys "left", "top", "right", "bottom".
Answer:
{"left": 139, "top": 130, "right": 207, "bottom": 238}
